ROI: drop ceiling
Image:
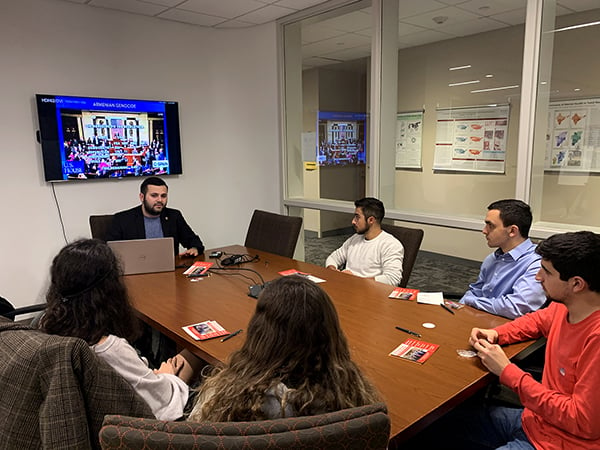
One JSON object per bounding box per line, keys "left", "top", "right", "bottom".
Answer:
{"left": 57, "top": 0, "right": 600, "bottom": 69}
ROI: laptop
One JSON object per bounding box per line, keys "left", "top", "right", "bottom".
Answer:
{"left": 108, "top": 237, "right": 175, "bottom": 275}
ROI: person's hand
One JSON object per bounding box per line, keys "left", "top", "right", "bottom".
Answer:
{"left": 469, "top": 327, "right": 498, "bottom": 347}
{"left": 472, "top": 338, "right": 511, "bottom": 376}
{"left": 180, "top": 247, "right": 199, "bottom": 257}
{"left": 153, "top": 357, "right": 181, "bottom": 376}
{"left": 341, "top": 269, "right": 354, "bottom": 275}
{"left": 326, "top": 265, "right": 340, "bottom": 271}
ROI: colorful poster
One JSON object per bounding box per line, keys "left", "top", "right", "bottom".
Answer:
{"left": 545, "top": 98, "right": 600, "bottom": 173}
{"left": 434, "top": 105, "right": 509, "bottom": 173}
{"left": 395, "top": 111, "right": 423, "bottom": 168}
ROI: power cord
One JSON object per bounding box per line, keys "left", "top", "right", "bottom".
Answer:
{"left": 51, "top": 183, "right": 68, "bottom": 244}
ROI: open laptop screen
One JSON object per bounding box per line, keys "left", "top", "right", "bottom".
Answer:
{"left": 108, "top": 237, "right": 174, "bottom": 275}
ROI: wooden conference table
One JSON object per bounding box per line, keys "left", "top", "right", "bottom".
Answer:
{"left": 125, "top": 245, "right": 534, "bottom": 444}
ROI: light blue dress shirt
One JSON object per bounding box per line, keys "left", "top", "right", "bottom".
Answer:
{"left": 460, "top": 238, "right": 546, "bottom": 319}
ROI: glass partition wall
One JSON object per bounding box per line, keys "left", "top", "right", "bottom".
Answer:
{"left": 281, "top": 0, "right": 600, "bottom": 261}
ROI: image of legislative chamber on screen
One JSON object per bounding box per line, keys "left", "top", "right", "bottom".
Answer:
{"left": 61, "top": 110, "right": 170, "bottom": 180}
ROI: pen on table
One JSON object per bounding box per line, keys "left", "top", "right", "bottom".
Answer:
{"left": 221, "top": 329, "right": 243, "bottom": 342}
{"left": 395, "top": 326, "right": 422, "bottom": 338}
{"left": 440, "top": 303, "right": 455, "bottom": 315}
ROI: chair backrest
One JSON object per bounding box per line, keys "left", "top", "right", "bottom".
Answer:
{"left": 244, "top": 210, "right": 303, "bottom": 258}
{"left": 89, "top": 214, "right": 115, "bottom": 242}
{"left": 100, "top": 402, "right": 390, "bottom": 450}
{"left": 381, "top": 223, "right": 424, "bottom": 288}
{"left": 0, "top": 319, "right": 153, "bottom": 449}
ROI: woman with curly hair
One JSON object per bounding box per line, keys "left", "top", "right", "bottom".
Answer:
{"left": 40, "top": 238, "right": 201, "bottom": 421}
{"left": 188, "top": 275, "right": 380, "bottom": 421}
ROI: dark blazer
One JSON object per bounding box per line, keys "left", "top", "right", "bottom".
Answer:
{"left": 106, "top": 205, "right": 204, "bottom": 255}
{"left": 0, "top": 318, "right": 154, "bottom": 450}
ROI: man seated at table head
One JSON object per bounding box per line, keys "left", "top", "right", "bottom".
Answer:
{"left": 106, "top": 176, "right": 204, "bottom": 257}
{"left": 460, "top": 199, "right": 546, "bottom": 319}
{"left": 325, "top": 197, "right": 404, "bottom": 286}
{"left": 468, "top": 231, "right": 600, "bottom": 449}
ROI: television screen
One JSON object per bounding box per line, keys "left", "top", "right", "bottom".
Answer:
{"left": 36, "top": 94, "right": 182, "bottom": 181}
{"left": 317, "top": 111, "right": 367, "bottom": 166}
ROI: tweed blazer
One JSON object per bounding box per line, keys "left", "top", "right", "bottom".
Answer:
{"left": 0, "top": 319, "right": 154, "bottom": 450}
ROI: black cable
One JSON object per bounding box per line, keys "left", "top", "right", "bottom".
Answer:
{"left": 208, "top": 267, "right": 265, "bottom": 286}
{"left": 51, "top": 183, "right": 68, "bottom": 244}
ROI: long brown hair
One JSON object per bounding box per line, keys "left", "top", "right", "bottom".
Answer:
{"left": 189, "top": 275, "right": 379, "bottom": 422}
{"left": 40, "top": 239, "right": 139, "bottom": 345}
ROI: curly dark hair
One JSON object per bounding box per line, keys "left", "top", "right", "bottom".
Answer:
{"left": 189, "top": 275, "right": 380, "bottom": 422}
{"left": 40, "top": 239, "right": 140, "bottom": 345}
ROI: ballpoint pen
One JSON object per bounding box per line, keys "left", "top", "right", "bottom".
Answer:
{"left": 395, "top": 326, "right": 422, "bottom": 338}
{"left": 221, "top": 329, "right": 243, "bottom": 342}
{"left": 441, "top": 303, "right": 455, "bottom": 315}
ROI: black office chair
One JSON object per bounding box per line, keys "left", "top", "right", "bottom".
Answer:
{"left": 0, "top": 296, "right": 46, "bottom": 323}
{"left": 89, "top": 214, "right": 114, "bottom": 242}
{"left": 244, "top": 210, "right": 303, "bottom": 258}
{"left": 381, "top": 223, "right": 424, "bottom": 288}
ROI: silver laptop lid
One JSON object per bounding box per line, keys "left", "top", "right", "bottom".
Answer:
{"left": 107, "top": 237, "right": 175, "bottom": 275}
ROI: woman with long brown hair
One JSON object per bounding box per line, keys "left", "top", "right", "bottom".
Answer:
{"left": 189, "top": 275, "right": 379, "bottom": 421}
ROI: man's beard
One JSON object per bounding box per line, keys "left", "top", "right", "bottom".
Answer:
{"left": 144, "top": 198, "right": 164, "bottom": 216}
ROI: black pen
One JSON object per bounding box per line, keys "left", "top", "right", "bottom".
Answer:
{"left": 221, "top": 329, "right": 243, "bottom": 342}
{"left": 395, "top": 326, "right": 422, "bottom": 338}
{"left": 441, "top": 303, "right": 455, "bottom": 315}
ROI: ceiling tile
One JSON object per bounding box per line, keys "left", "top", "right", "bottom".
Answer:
{"left": 89, "top": 0, "right": 168, "bottom": 15}
{"left": 398, "top": 0, "right": 449, "bottom": 20}
{"left": 323, "top": 44, "right": 371, "bottom": 61}
{"left": 316, "top": 10, "right": 372, "bottom": 33}
{"left": 214, "top": 19, "right": 258, "bottom": 28}
{"left": 557, "top": 0, "right": 600, "bottom": 12}
{"left": 158, "top": 8, "right": 226, "bottom": 25}
{"left": 397, "top": 29, "right": 455, "bottom": 48}
{"left": 438, "top": 16, "right": 509, "bottom": 36}
{"left": 302, "top": 32, "right": 370, "bottom": 57}
{"left": 143, "top": 0, "right": 186, "bottom": 7}
{"left": 488, "top": 7, "right": 526, "bottom": 26}
{"left": 455, "top": 0, "right": 527, "bottom": 17}
{"left": 402, "top": 6, "right": 480, "bottom": 28}
{"left": 302, "top": 23, "right": 346, "bottom": 44}
{"left": 398, "top": 22, "right": 430, "bottom": 37}
{"left": 275, "top": 0, "right": 330, "bottom": 9}
{"left": 238, "top": 4, "right": 296, "bottom": 24}
{"left": 177, "top": 0, "right": 266, "bottom": 18}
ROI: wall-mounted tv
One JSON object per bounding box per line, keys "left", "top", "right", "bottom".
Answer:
{"left": 317, "top": 111, "right": 367, "bottom": 166}
{"left": 36, "top": 94, "right": 182, "bottom": 181}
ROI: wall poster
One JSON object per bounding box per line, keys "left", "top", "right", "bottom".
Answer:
{"left": 434, "top": 104, "right": 509, "bottom": 173}
{"left": 545, "top": 98, "right": 600, "bottom": 173}
{"left": 395, "top": 111, "right": 423, "bottom": 169}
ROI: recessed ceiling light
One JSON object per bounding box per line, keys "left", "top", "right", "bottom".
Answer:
{"left": 449, "top": 65, "right": 471, "bottom": 71}
{"left": 485, "top": 74, "right": 494, "bottom": 78}
{"left": 552, "top": 20, "right": 600, "bottom": 33}
{"left": 449, "top": 80, "right": 480, "bottom": 87}
{"left": 574, "top": 88, "right": 581, "bottom": 91}
{"left": 470, "top": 84, "right": 519, "bottom": 93}
{"left": 541, "top": 81, "right": 547, "bottom": 85}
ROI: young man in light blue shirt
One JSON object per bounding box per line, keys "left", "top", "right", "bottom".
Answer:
{"left": 460, "top": 199, "right": 546, "bottom": 319}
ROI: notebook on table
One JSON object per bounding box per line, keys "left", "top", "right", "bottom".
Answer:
{"left": 108, "top": 237, "right": 175, "bottom": 275}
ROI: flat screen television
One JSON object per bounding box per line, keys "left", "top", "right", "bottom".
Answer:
{"left": 317, "top": 111, "right": 367, "bottom": 166}
{"left": 36, "top": 94, "right": 182, "bottom": 181}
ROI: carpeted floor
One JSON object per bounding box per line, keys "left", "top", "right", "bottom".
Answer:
{"left": 304, "top": 233, "right": 481, "bottom": 293}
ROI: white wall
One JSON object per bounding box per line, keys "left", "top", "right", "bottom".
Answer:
{"left": 0, "top": 0, "right": 281, "bottom": 307}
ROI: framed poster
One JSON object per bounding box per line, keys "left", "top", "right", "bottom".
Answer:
{"left": 395, "top": 111, "right": 423, "bottom": 169}
{"left": 434, "top": 105, "right": 509, "bottom": 173}
{"left": 545, "top": 98, "right": 600, "bottom": 173}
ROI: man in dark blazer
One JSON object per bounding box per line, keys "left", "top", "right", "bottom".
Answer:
{"left": 106, "top": 177, "right": 204, "bottom": 256}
